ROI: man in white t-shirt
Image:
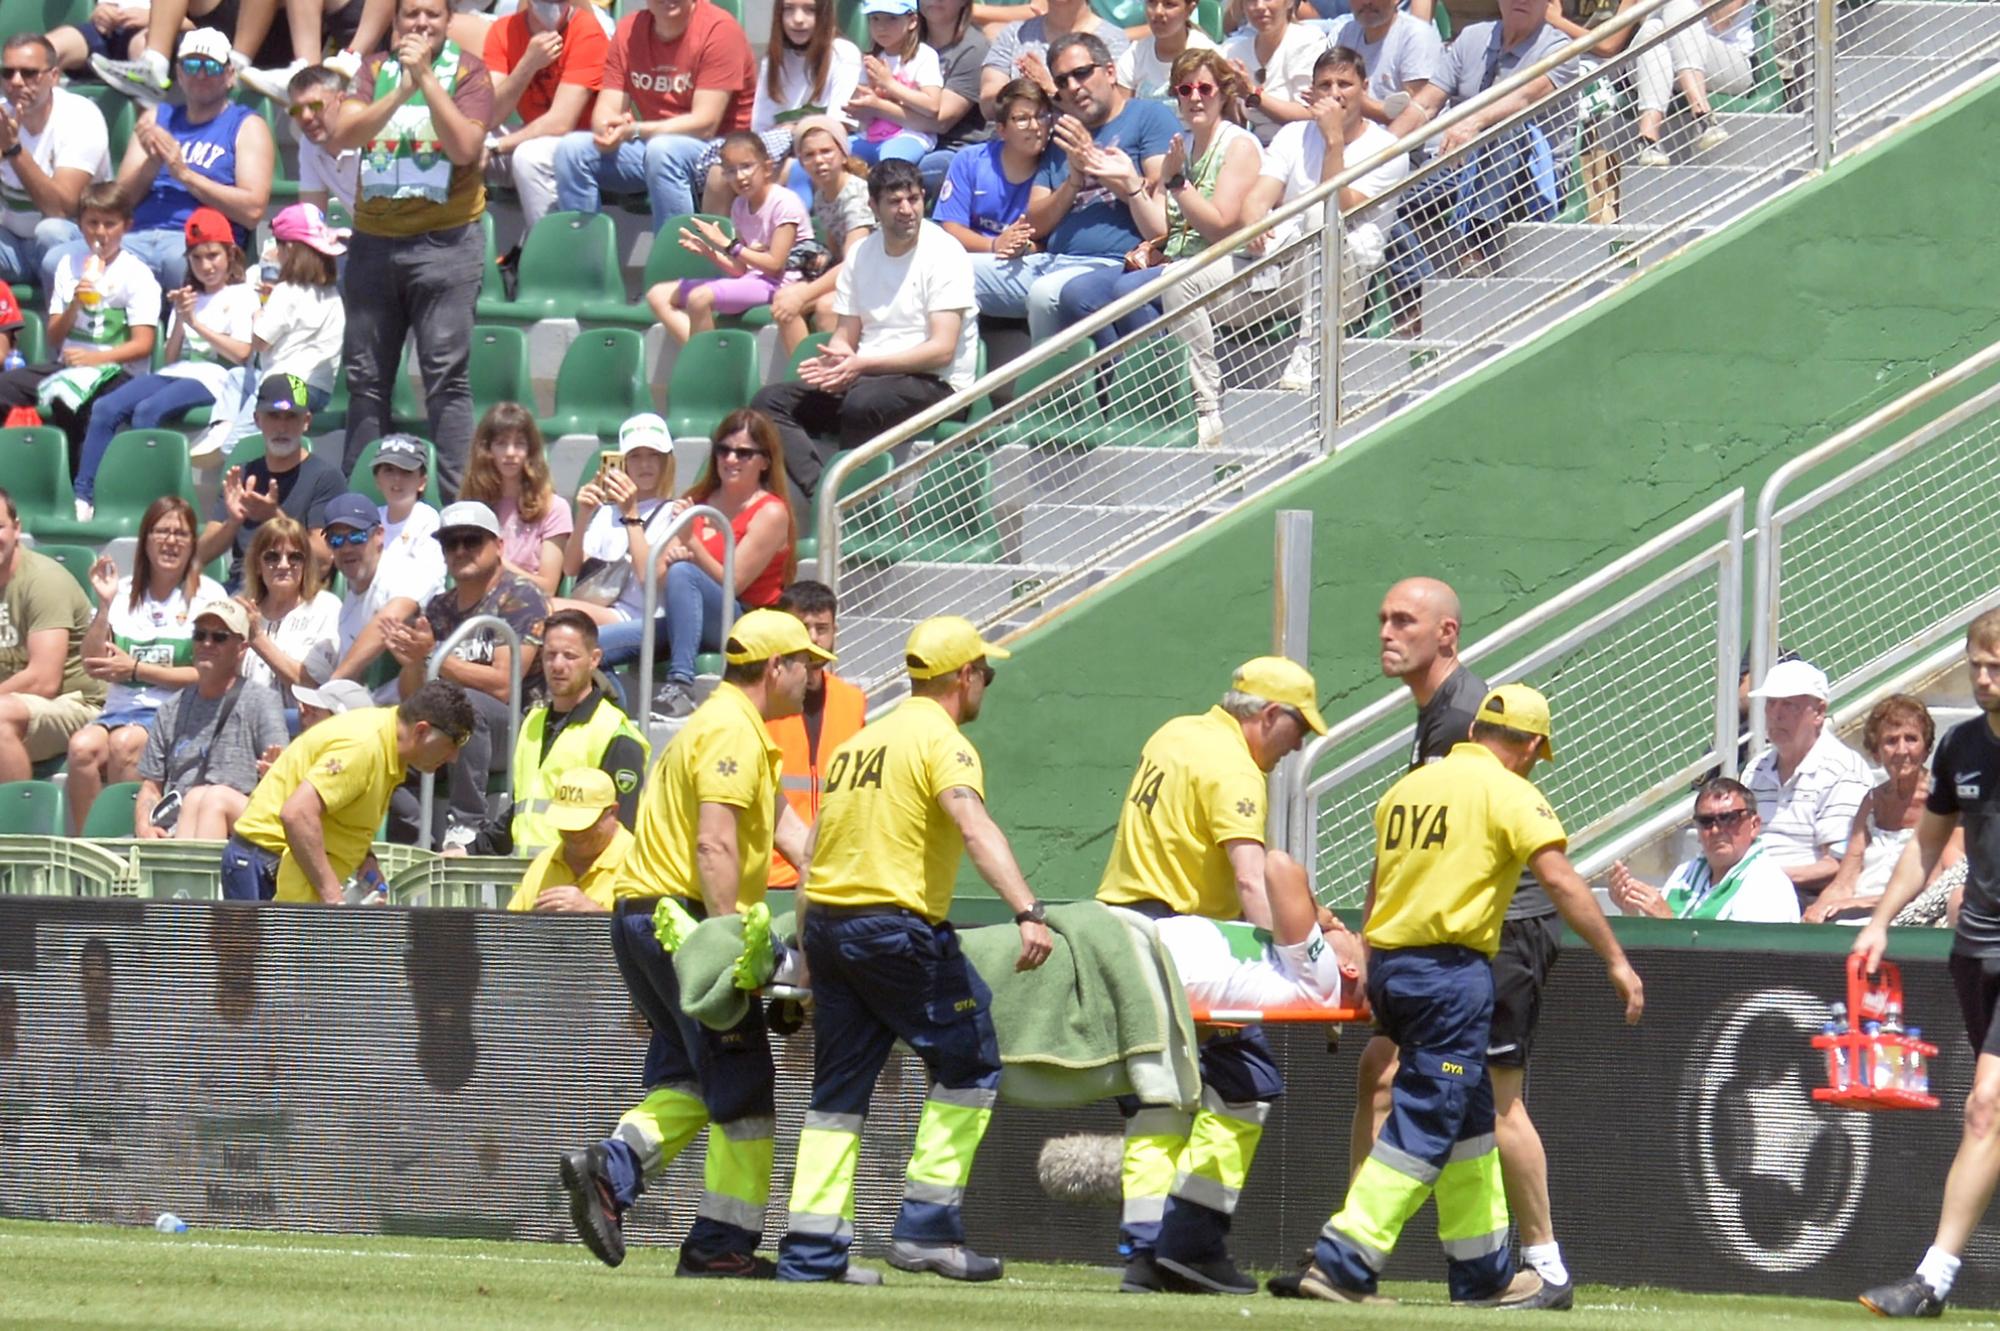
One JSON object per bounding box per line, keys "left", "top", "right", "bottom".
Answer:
{"left": 1237, "top": 45, "right": 1409, "bottom": 390}
{"left": 747, "top": 158, "right": 978, "bottom": 499}
{"left": 1323, "top": 0, "right": 1442, "bottom": 137}
{"left": 1743, "top": 657, "right": 1873, "bottom": 904}
{"left": 0, "top": 34, "right": 113, "bottom": 290}
{"left": 313, "top": 492, "right": 445, "bottom": 688}
{"left": 286, "top": 65, "right": 358, "bottom": 215}
{"left": 1608, "top": 778, "right": 1802, "bottom": 923}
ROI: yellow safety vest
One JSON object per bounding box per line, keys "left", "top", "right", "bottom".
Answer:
{"left": 509, "top": 694, "right": 650, "bottom": 855}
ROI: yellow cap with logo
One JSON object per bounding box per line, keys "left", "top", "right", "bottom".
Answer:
{"left": 1232, "top": 656, "right": 1327, "bottom": 735}
{"left": 1476, "top": 683, "right": 1555, "bottom": 762}
{"left": 905, "top": 616, "right": 1011, "bottom": 680}
{"left": 548, "top": 768, "right": 619, "bottom": 831}
{"left": 724, "top": 608, "right": 836, "bottom": 664}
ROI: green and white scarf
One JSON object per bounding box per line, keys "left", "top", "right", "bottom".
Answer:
{"left": 361, "top": 42, "right": 462, "bottom": 204}
{"left": 1666, "top": 843, "right": 1770, "bottom": 921}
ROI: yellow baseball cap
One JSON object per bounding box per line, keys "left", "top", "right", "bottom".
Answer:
{"left": 723, "top": 608, "right": 835, "bottom": 665}
{"left": 1232, "top": 656, "right": 1328, "bottom": 735}
{"left": 905, "top": 616, "right": 1011, "bottom": 680}
{"left": 1476, "top": 684, "right": 1555, "bottom": 762}
{"left": 548, "top": 769, "right": 619, "bottom": 832}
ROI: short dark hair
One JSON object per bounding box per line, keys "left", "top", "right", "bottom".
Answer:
{"left": 1692, "top": 776, "right": 1755, "bottom": 813}
{"left": 723, "top": 659, "right": 765, "bottom": 686}
{"left": 80, "top": 181, "right": 131, "bottom": 220}
{"left": 995, "top": 76, "right": 1053, "bottom": 121}
{"left": 776, "top": 580, "right": 838, "bottom": 621}
{"left": 82, "top": 936, "right": 113, "bottom": 972}
{"left": 542, "top": 608, "right": 601, "bottom": 648}
{"left": 398, "top": 679, "right": 478, "bottom": 743}
{"left": 1316, "top": 44, "right": 1367, "bottom": 82}
{"left": 1469, "top": 719, "right": 1541, "bottom": 752}
{"left": 0, "top": 487, "right": 15, "bottom": 524}
{"left": 288, "top": 63, "right": 343, "bottom": 98}
{"left": 720, "top": 129, "right": 770, "bottom": 160}
{"left": 2, "top": 33, "right": 57, "bottom": 65}
{"left": 868, "top": 158, "right": 924, "bottom": 205}
{"left": 1048, "top": 31, "right": 1113, "bottom": 73}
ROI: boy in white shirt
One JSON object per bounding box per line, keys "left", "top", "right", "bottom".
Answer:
{"left": 370, "top": 435, "right": 447, "bottom": 599}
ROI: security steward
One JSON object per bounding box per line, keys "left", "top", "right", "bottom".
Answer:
{"left": 1303, "top": 685, "right": 1644, "bottom": 1308}
{"left": 509, "top": 609, "right": 649, "bottom": 857}
{"left": 505, "top": 769, "right": 635, "bottom": 913}
{"left": 1096, "top": 656, "right": 1326, "bottom": 1297}
{"left": 765, "top": 581, "right": 865, "bottom": 890}
{"left": 558, "top": 609, "right": 824, "bottom": 1277}
{"left": 776, "top": 616, "right": 1054, "bottom": 1286}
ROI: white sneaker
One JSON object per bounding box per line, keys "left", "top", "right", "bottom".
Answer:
{"left": 89, "top": 51, "right": 171, "bottom": 103}
{"left": 322, "top": 48, "right": 362, "bottom": 83}
{"left": 1277, "top": 343, "right": 1315, "bottom": 392}
{"left": 1197, "top": 412, "right": 1224, "bottom": 448}
{"left": 1693, "top": 119, "right": 1731, "bottom": 153}
{"left": 1381, "top": 90, "right": 1411, "bottom": 119}
{"left": 73, "top": 498, "right": 93, "bottom": 522}
{"left": 239, "top": 59, "right": 308, "bottom": 104}
{"left": 1635, "top": 141, "right": 1671, "bottom": 167}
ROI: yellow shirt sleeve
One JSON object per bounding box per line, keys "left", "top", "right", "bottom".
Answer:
{"left": 1203, "top": 762, "right": 1267, "bottom": 846}
{"left": 690, "top": 718, "right": 767, "bottom": 810}
{"left": 925, "top": 728, "right": 985, "bottom": 802}
{"left": 1498, "top": 781, "right": 1568, "bottom": 867}
{"left": 301, "top": 731, "right": 386, "bottom": 816}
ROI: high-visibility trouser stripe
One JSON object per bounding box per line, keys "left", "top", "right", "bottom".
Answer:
{"left": 1322, "top": 1154, "right": 1434, "bottom": 1272}
{"left": 780, "top": 775, "right": 814, "bottom": 791}
{"left": 1171, "top": 1093, "right": 1269, "bottom": 1215}
{"left": 786, "top": 1119, "right": 862, "bottom": 1237}
{"left": 614, "top": 1082, "right": 707, "bottom": 1178}
{"left": 697, "top": 1189, "right": 766, "bottom": 1233}
{"left": 1122, "top": 1107, "right": 1193, "bottom": 1223}
{"left": 516, "top": 798, "right": 552, "bottom": 815}
{"left": 902, "top": 1177, "right": 964, "bottom": 1208}
{"left": 704, "top": 1114, "right": 776, "bottom": 1221}
{"left": 1369, "top": 1139, "right": 1443, "bottom": 1187}
{"left": 905, "top": 1091, "right": 994, "bottom": 1192}
{"left": 1435, "top": 1143, "right": 1509, "bottom": 1255}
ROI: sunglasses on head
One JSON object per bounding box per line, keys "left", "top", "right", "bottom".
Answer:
{"left": 1693, "top": 807, "right": 1751, "bottom": 830}
{"left": 1175, "top": 80, "right": 1219, "bottom": 98}
{"left": 325, "top": 529, "right": 372, "bottom": 549}
{"left": 179, "top": 56, "right": 227, "bottom": 76}
{"left": 261, "top": 550, "right": 304, "bottom": 567}
{"left": 192, "top": 628, "right": 239, "bottom": 645}
{"left": 1053, "top": 62, "right": 1103, "bottom": 88}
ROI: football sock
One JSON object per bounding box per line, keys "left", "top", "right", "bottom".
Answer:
{"left": 1522, "top": 1242, "right": 1568, "bottom": 1286}
{"left": 1917, "top": 1247, "right": 1960, "bottom": 1299}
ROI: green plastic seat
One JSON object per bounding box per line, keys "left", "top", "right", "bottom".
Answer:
{"left": 786, "top": 331, "right": 834, "bottom": 378}
{"left": 797, "top": 451, "right": 895, "bottom": 564}
{"left": 350, "top": 436, "right": 445, "bottom": 507}
{"left": 983, "top": 340, "right": 1102, "bottom": 449}
{"left": 1091, "top": 0, "right": 1144, "bottom": 27}
{"left": 80, "top": 781, "right": 141, "bottom": 839}
{"left": 539, "top": 329, "right": 653, "bottom": 440}
{"left": 34, "top": 544, "right": 101, "bottom": 605}
{"left": 31, "top": 429, "right": 196, "bottom": 543}
{"left": 1197, "top": 0, "right": 1224, "bottom": 40}
{"left": 0, "top": 779, "right": 63, "bottom": 836}
{"left": 846, "top": 450, "right": 1000, "bottom": 564}
{"left": 469, "top": 325, "right": 535, "bottom": 414}
{"left": 1710, "top": 5, "right": 1783, "bottom": 113}
{"left": 0, "top": 0, "right": 90, "bottom": 40}
{"left": 0, "top": 426, "right": 70, "bottom": 526}
{"left": 578, "top": 213, "right": 736, "bottom": 326}
{"left": 476, "top": 211, "right": 623, "bottom": 325}
{"left": 13, "top": 310, "right": 44, "bottom": 363}
{"left": 1101, "top": 337, "right": 1199, "bottom": 448}
{"left": 666, "top": 329, "right": 761, "bottom": 445}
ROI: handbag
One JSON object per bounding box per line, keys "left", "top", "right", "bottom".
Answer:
{"left": 568, "top": 556, "right": 631, "bottom": 607}
{"left": 151, "top": 683, "right": 243, "bottom": 832}
{"left": 1124, "top": 237, "right": 1169, "bottom": 272}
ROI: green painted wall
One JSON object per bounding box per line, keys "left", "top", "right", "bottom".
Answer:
{"left": 970, "top": 79, "right": 2000, "bottom": 901}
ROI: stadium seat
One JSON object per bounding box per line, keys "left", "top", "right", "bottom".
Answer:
{"left": 577, "top": 214, "right": 736, "bottom": 326}
{"left": 983, "top": 340, "right": 1102, "bottom": 449}
{"left": 319, "top": 343, "right": 420, "bottom": 434}
{"left": 1197, "top": 0, "right": 1223, "bottom": 40}
{"left": 79, "top": 782, "right": 140, "bottom": 839}
{"left": 1102, "top": 337, "right": 1199, "bottom": 449}
{"left": 0, "top": 0, "right": 89, "bottom": 41}
{"left": 786, "top": 331, "right": 833, "bottom": 378}
{"left": 666, "top": 329, "right": 761, "bottom": 444}
{"left": 538, "top": 329, "right": 652, "bottom": 441}
{"left": 1710, "top": 5, "right": 1784, "bottom": 113}
{"left": 468, "top": 325, "right": 535, "bottom": 414}
{"left": 847, "top": 449, "right": 1001, "bottom": 565}
{"left": 0, "top": 779, "right": 63, "bottom": 836}
{"left": 1, "top": 426, "right": 70, "bottom": 526}
{"left": 13, "top": 310, "right": 44, "bottom": 364}
{"left": 476, "top": 212, "right": 623, "bottom": 326}
{"left": 795, "top": 451, "right": 895, "bottom": 563}
{"left": 30, "top": 429, "right": 197, "bottom": 543}
{"left": 350, "top": 436, "right": 445, "bottom": 507}
{"left": 36, "top": 543, "right": 102, "bottom": 605}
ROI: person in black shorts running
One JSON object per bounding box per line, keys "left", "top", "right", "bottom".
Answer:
{"left": 1855, "top": 608, "right": 2000, "bottom": 1319}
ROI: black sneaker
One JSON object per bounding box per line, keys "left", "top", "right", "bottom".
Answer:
{"left": 677, "top": 1248, "right": 777, "bottom": 1279}
{"left": 1499, "top": 1274, "right": 1575, "bottom": 1311}
{"left": 651, "top": 679, "right": 697, "bottom": 722}
{"left": 886, "top": 1239, "right": 1003, "bottom": 1281}
{"left": 558, "top": 1146, "right": 626, "bottom": 1268}
{"left": 1859, "top": 1275, "right": 1946, "bottom": 1318}
{"left": 1156, "top": 1254, "right": 1257, "bottom": 1296}
{"left": 1120, "top": 1252, "right": 1164, "bottom": 1293}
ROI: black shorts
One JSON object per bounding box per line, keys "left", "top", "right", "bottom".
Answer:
{"left": 1949, "top": 952, "right": 2000, "bottom": 1058}
{"left": 1486, "top": 914, "right": 1561, "bottom": 1068}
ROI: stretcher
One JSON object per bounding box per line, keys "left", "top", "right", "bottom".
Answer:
{"left": 763, "top": 985, "right": 1371, "bottom": 1026}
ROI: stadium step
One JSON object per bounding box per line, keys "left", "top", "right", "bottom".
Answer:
{"left": 1845, "top": 0, "right": 2000, "bottom": 58}
{"left": 1423, "top": 276, "right": 1620, "bottom": 343}
{"left": 993, "top": 443, "right": 1284, "bottom": 511}
{"left": 1616, "top": 162, "right": 1777, "bottom": 227}
{"left": 1836, "top": 54, "right": 1973, "bottom": 115}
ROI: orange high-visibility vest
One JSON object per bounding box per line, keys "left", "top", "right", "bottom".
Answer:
{"left": 766, "top": 671, "right": 867, "bottom": 888}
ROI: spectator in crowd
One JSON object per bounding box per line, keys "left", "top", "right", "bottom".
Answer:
{"left": 134, "top": 596, "right": 288, "bottom": 841}
{"left": 1631, "top": 0, "right": 1753, "bottom": 165}
{"left": 508, "top": 608, "right": 648, "bottom": 857}
{"left": 505, "top": 767, "right": 634, "bottom": 912}
{"left": 553, "top": 0, "right": 757, "bottom": 231}
{"left": 1118, "top": 0, "right": 1218, "bottom": 103}
{"left": 66, "top": 497, "right": 223, "bottom": 834}
{"left": 914, "top": 0, "right": 991, "bottom": 192}
{"left": 368, "top": 434, "right": 449, "bottom": 601}
{"left": 331, "top": 0, "right": 497, "bottom": 501}
{"left": 458, "top": 405, "right": 572, "bottom": 597}
{"left": 847, "top": 0, "right": 946, "bottom": 166}
{"left": 0, "top": 33, "right": 111, "bottom": 291}
{"left": 0, "top": 286, "right": 18, "bottom": 365}
{"left": 645, "top": 408, "right": 797, "bottom": 721}
{"left": 70, "top": 30, "right": 276, "bottom": 294}
{"left": 1609, "top": 777, "right": 1802, "bottom": 922}
{"left": 197, "top": 373, "right": 346, "bottom": 586}
{"left": 1325, "top": 0, "right": 1442, "bottom": 138}
{"left": 0, "top": 487, "right": 105, "bottom": 782}
{"left": 553, "top": 413, "right": 680, "bottom": 639}
{"left": 771, "top": 117, "right": 875, "bottom": 356}
{"left": 89, "top": 0, "right": 387, "bottom": 106}
{"left": 1744, "top": 657, "right": 1873, "bottom": 903}
{"left": 980, "top": 0, "right": 1131, "bottom": 122}
{"left": 313, "top": 493, "right": 445, "bottom": 686}
{"left": 1403, "top": 0, "right": 1580, "bottom": 284}
{"left": 73, "top": 208, "right": 256, "bottom": 521}
{"left": 236, "top": 514, "right": 341, "bottom": 713}
{"left": 645, "top": 132, "right": 810, "bottom": 345}
{"left": 1805, "top": 695, "right": 1967, "bottom": 924}
{"left": 1543, "top": 0, "right": 1639, "bottom": 225}
{"left": 225, "top": 678, "right": 474, "bottom": 903}
{"left": 288, "top": 65, "right": 359, "bottom": 216}
{"left": 1053, "top": 48, "right": 1260, "bottom": 446}
{"left": 935, "top": 77, "right": 1046, "bottom": 256}
{"left": 46, "top": 2, "right": 152, "bottom": 75}
{"left": 385, "top": 500, "right": 547, "bottom": 848}
{"left": 977, "top": 35, "right": 1177, "bottom": 343}
{"left": 484, "top": 0, "right": 610, "bottom": 233}
{"left": 295, "top": 677, "right": 375, "bottom": 729}
{"left": 0, "top": 183, "right": 159, "bottom": 459}
{"left": 744, "top": 0, "right": 862, "bottom": 197}
{"left": 1223, "top": 0, "right": 1325, "bottom": 143}
{"left": 764, "top": 578, "right": 864, "bottom": 890}
{"left": 1240, "top": 45, "right": 1407, "bottom": 391}
{"left": 749, "top": 158, "right": 979, "bottom": 497}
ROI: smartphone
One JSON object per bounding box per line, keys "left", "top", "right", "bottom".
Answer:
{"left": 598, "top": 450, "right": 623, "bottom": 479}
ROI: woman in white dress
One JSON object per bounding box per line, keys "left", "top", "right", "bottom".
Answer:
{"left": 1805, "top": 694, "right": 1965, "bottom": 923}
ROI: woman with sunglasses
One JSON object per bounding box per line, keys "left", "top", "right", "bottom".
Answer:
{"left": 236, "top": 514, "right": 340, "bottom": 719}
{"left": 65, "top": 496, "right": 223, "bottom": 835}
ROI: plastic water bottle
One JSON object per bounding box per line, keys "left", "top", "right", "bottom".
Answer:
{"left": 1908, "top": 1027, "right": 1929, "bottom": 1095}
{"left": 154, "top": 1212, "right": 187, "bottom": 1233}
{"left": 1863, "top": 1020, "right": 1890, "bottom": 1089}
{"left": 1827, "top": 1002, "right": 1850, "bottom": 1089}
{"left": 1, "top": 350, "right": 22, "bottom": 373}
{"left": 1882, "top": 1002, "right": 1906, "bottom": 1091}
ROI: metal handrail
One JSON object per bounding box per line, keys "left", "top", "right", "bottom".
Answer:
{"left": 417, "top": 614, "right": 522, "bottom": 852}
{"left": 633, "top": 503, "right": 737, "bottom": 720}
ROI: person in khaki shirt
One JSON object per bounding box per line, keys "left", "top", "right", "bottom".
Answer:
{"left": 0, "top": 487, "right": 106, "bottom": 780}
{"left": 224, "top": 679, "right": 476, "bottom": 902}
{"left": 506, "top": 769, "right": 635, "bottom": 913}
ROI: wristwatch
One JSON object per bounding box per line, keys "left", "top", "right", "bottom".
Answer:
{"left": 1244, "top": 88, "right": 1264, "bottom": 110}
{"left": 1, "top": 144, "right": 20, "bottom": 160}
{"left": 619, "top": 515, "right": 646, "bottom": 526}
{"left": 1015, "top": 900, "right": 1047, "bottom": 925}
{"left": 1164, "top": 171, "right": 1189, "bottom": 193}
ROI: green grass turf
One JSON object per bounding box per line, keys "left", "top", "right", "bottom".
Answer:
{"left": 0, "top": 1219, "right": 1990, "bottom": 1331}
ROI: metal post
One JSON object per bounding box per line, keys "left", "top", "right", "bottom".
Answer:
{"left": 1315, "top": 204, "right": 1345, "bottom": 446}
{"left": 1812, "top": 0, "right": 1836, "bottom": 169}
{"left": 417, "top": 614, "right": 523, "bottom": 852}
{"left": 634, "top": 504, "right": 736, "bottom": 725}
{"left": 1749, "top": 513, "right": 1778, "bottom": 760}
{"left": 1715, "top": 497, "right": 1744, "bottom": 779}
{"left": 1268, "top": 510, "right": 1314, "bottom": 857}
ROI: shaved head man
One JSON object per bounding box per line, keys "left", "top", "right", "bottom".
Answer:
{"left": 1378, "top": 577, "right": 1464, "bottom": 704}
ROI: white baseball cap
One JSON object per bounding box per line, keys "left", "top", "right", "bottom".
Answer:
{"left": 1748, "top": 658, "right": 1830, "bottom": 702}
{"left": 618, "top": 413, "right": 673, "bottom": 456}
{"left": 294, "top": 680, "right": 375, "bottom": 715}
{"left": 179, "top": 27, "right": 232, "bottom": 63}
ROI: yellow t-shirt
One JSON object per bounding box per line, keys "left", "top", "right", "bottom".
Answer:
{"left": 611, "top": 682, "right": 782, "bottom": 904}
{"left": 805, "top": 696, "right": 984, "bottom": 923}
{"left": 1096, "top": 707, "right": 1268, "bottom": 920}
{"left": 1365, "top": 742, "right": 1567, "bottom": 956}
{"left": 233, "top": 707, "right": 407, "bottom": 904}
{"left": 507, "top": 825, "right": 636, "bottom": 913}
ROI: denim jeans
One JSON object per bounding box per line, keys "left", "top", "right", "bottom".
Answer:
{"left": 74, "top": 372, "right": 218, "bottom": 501}
{"left": 970, "top": 252, "right": 1122, "bottom": 342}
{"left": 848, "top": 131, "right": 928, "bottom": 167}
{"left": 596, "top": 573, "right": 741, "bottom": 679}
{"left": 552, "top": 130, "right": 709, "bottom": 229}
{"left": 1052, "top": 264, "right": 1166, "bottom": 351}
{"left": 0, "top": 217, "right": 82, "bottom": 292}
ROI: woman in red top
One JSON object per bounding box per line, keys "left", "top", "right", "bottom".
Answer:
{"left": 650, "top": 407, "right": 798, "bottom": 718}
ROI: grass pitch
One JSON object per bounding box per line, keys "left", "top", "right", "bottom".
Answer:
{"left": 0, "top": 1219, "right": 1986, "bottom": 1330}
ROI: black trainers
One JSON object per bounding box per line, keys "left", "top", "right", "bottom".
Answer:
{"left": 1499, "top": 1274, "right": 1575, "bottom": 1311}
{"left": 1859, "top": 1275, "right": 1946, "bottom": 1318}
{"left": 559, "top": 1145, "right": 626, "bottom": 1268}
{"left": 886, "top": 1239, "right": 1003, "bottom": 1281}
{"left": 1157, "top": 1254, "right": 1257, "bottom": 1296}
{"left": 651, "top": 679, "right": 697, "bottom": 723}
{"left": 1120, "top": 1252, "right": 1164, "bottom": 1293}
{"left": 676, "top": 1248, "right": 777, "bottom": 1279}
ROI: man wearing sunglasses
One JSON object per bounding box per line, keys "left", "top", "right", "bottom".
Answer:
{"left": 0, "top": 34, "right": 112, "bottom": 293}
{"left": 198, "top": 373, "right": 346, "bottom": 589}
{"left": 1607, "top": 778, "right": 1801, "bottom": 923}
{"left": 314, "top": 493, "right": 445, "bottom": 688}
